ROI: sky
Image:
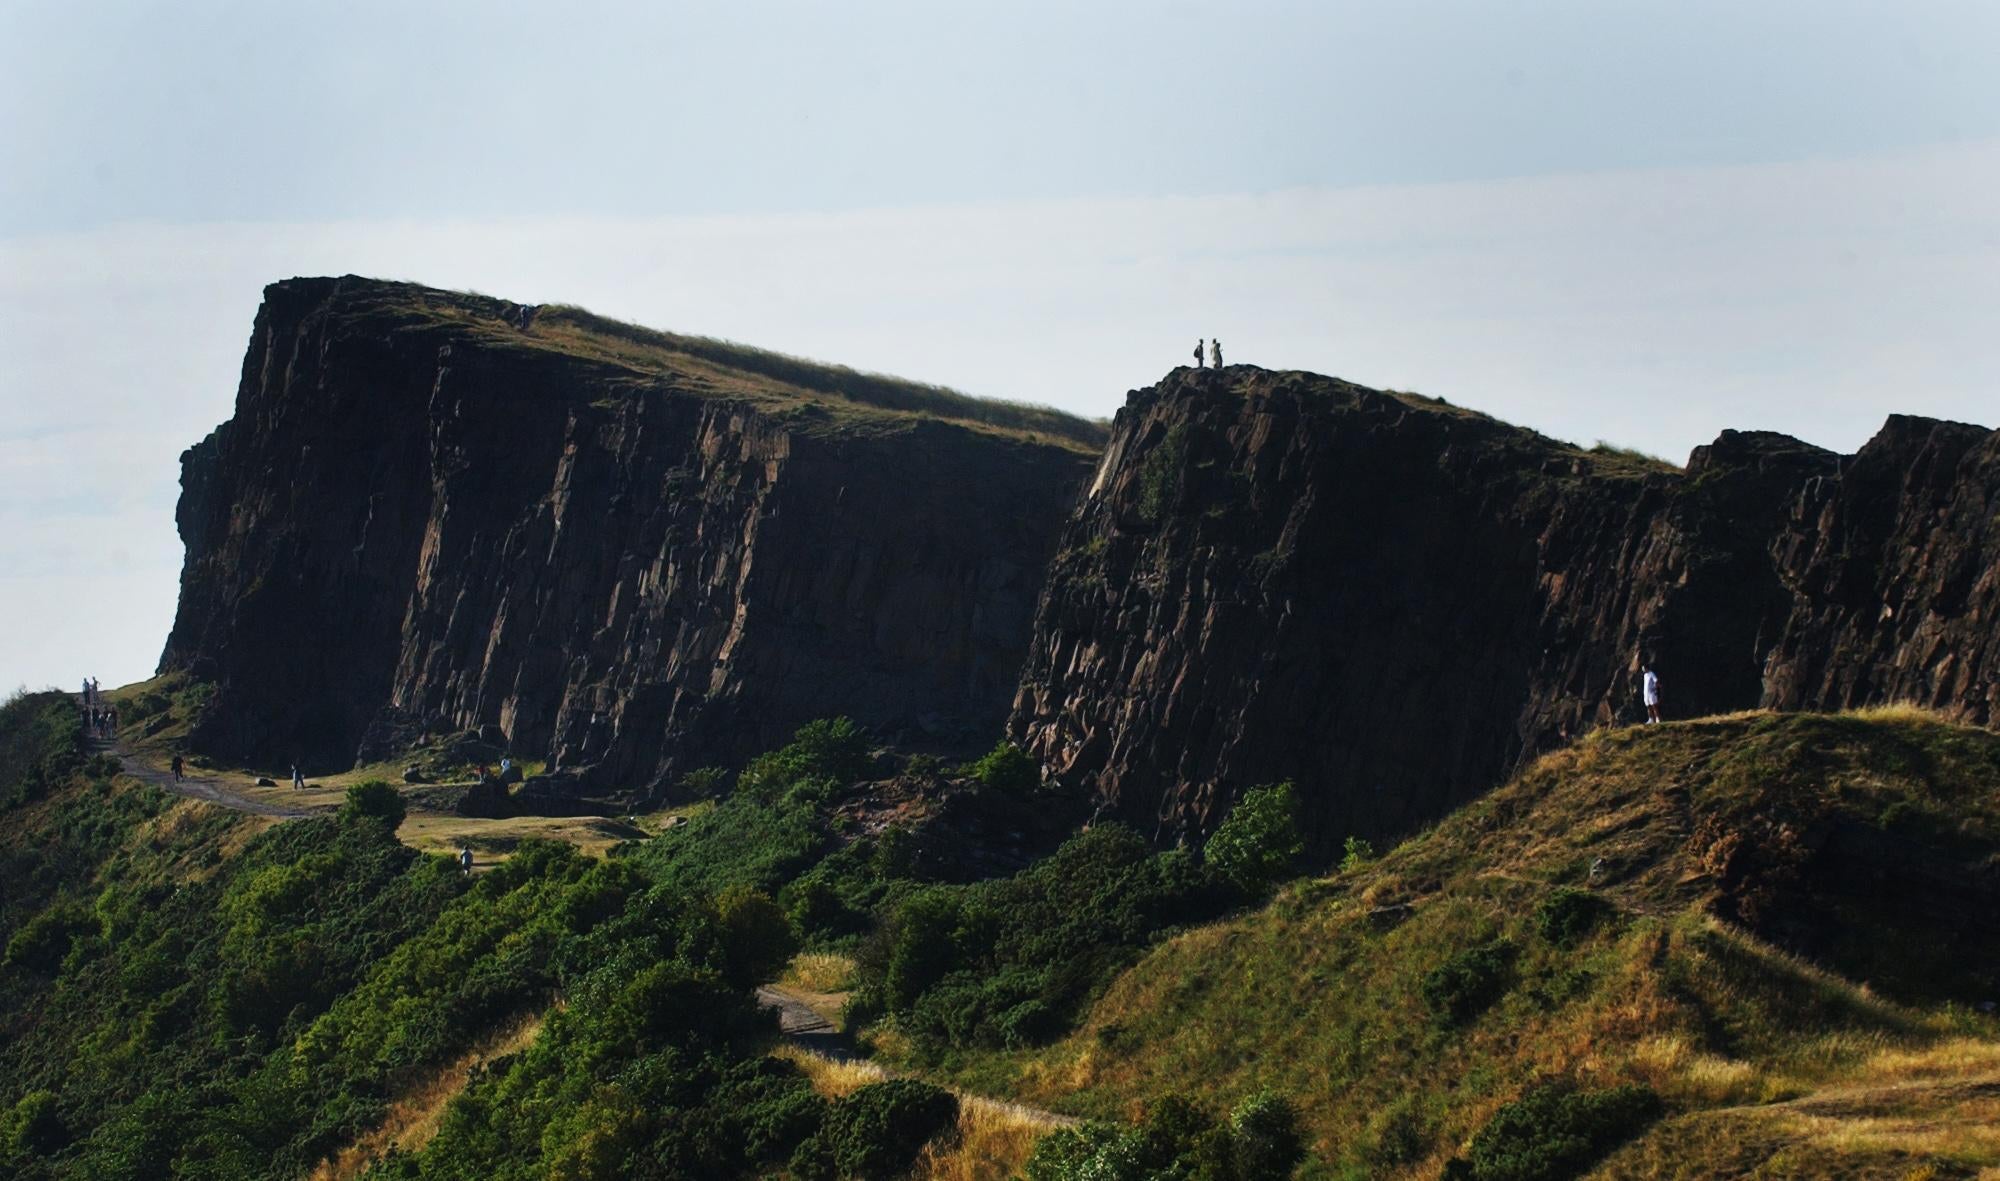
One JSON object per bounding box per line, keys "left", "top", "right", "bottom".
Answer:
{"left": 3, "top": 0, "right": 1999, "bottom": 692}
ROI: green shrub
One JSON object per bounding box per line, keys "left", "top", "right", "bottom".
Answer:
{"left": 1137, "top": 422, "right": 1190, "bottom": 523}
{"left": 1535, "top": 887, "right": 1611, "bottom": 948}
{"left": 1421, "top": 938, "right": 1517, "bottom": 1026}
{"left": 860, "top": 826, "right": 1226, "bottom": 1050}
{"left": 1206, "top": 782, "right": 1304, "bottom": 898}
{"left": 3, "top": 900, "right": 94, "bottom": 973}
{"left": 716, "top": 884, "right": 798, "bottom": 985}
{"left": 1444, "top": 1082, "right": 1662, "bottom": 1181}
{"left": 3, "top": 1090, "right": 69, "bottom": 1158}
{"left": 1229, "top": 1091, "right": 1307, "bottom": 1179}
{"left": 1022, "top": 1092, "right": 1305, "bottom": 1180}
{"left": 1339, "top": 835, "right": 1377, "bottom": 873}
{"left": 963, "top": 740, "right": 1040, "bottom": 794}
{"left": 340, "top": 780, "right": 405, "bottom": 828}
{"left": 790, "top": 1080, "right": 958, "bottom": 1180}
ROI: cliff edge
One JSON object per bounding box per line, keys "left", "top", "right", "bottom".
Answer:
{"left": 1008, "top": 365, "right": 1998, "bottom": 851}
{"left": 161, "top": 276, "right": 1103, "bottom": 798}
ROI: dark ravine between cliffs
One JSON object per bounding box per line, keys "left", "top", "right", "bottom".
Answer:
{"left": 163, "top": 278, "right": 1997, "bottom": 853}
{"left": 1008, "top": 365, "right": 1998, "bottom": 853}
{"left": 161, "top": 277, "right": 1103, "bottom": 800}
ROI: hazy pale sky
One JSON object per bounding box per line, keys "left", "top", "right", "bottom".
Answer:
{"left": 3, "top": 0, "right": 1998, "bottom": 691}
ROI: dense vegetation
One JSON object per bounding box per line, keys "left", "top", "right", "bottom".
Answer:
{"left": 923, "top": 710, "right": 2000, "bottom": 1179}
{"left": 17, "top": 684, "right": 1990, "bottom": 1179}
{"left": 0, "top": 697, "right": 966, "bottom": 1180}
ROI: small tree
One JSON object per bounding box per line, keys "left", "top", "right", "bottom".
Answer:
{"left": 340, "top": 780, "right": 406, "bottom": 828}
{"left": 1204, "top": 782, "right": 1304, "bottom": 898}
{"left": 716, "top": 885, "right": 798, "bottom": 986}
{"left": 964, "top": 740, "right": 1040, "bottom": 793}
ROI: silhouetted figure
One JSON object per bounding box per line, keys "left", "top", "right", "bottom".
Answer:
{"left": 1193, "top": 339, "right": 1205, "bottom": 368}
{"left": 171, "top": 755, "right": 184, "bottom": 783}
{"left": 291, "top": 762, "right": 304, "bottom": 790}
{"left": 1210, "top": 339, "right": 1223, "bottom": 368}
{"left": 1642, "top": 663, "right": 1662, "bottom": 724}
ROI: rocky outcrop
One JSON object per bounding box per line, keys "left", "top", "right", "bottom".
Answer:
{"left": 161, "top": 277, "right": 1101, "bottom": 800}
{"left": 1008, "top": 366, "right": 1997, "bottom": 854}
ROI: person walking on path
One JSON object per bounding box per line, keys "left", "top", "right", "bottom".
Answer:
{"left": 291, "top": 762, "right": 305, "bottom": 791}
{"left": 171, "top": 755, "right": 185, "bottom": 784}
{"left": 458, "top": 846, "right": 475, "bottom": 876}
{"left": 1210, "top": 338, "right": 1223, "bottom": 368}
{"left": 1642, "top": 662, "right": 1662, "bottom": 724}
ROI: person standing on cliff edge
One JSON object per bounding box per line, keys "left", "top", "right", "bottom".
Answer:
{"left": 1210, "top": 338, "right": 1224, "bottom": 368}
{"left": 1642, "top": 662, "right": 1662, "bottom": 724}
{"left": 1194, "top": 339, "right": 1205, "bottom": 368}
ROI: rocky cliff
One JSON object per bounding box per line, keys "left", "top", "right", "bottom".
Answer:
{"left": 162, "top": 277, "right": 1102, "bottom": 798}
{"left": 1008, "top": 365, "right": 1998, "bottom": 852}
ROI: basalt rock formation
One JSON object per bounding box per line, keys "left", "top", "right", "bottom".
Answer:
{"left": 161, "top": 277, "right": 1102, "bottom": 800}
{"left": 1008, "top": 365, "right": 1998, "bottom": 854}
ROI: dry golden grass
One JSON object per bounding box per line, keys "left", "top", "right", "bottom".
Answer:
{"left": 913, "top": 1096, "right": 1057, "bottom": 1181}
{"left": 783, "top": 952, "right": 859, "bottom": 994}
{"left": 773, "top": 1044, "right": 892, "bottom": 1098}
{"left": 309, "top": 1012, "right": 544, "bottom": 1180}
{"left": 396, "top": 811, "right": 651, "bottom": 865}
{"left": 772, "top": 1047, "right": 1063, "bottom": 1180}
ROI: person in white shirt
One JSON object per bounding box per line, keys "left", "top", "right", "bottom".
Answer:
{"left": 1642, "top": 664, "right": 1662, "bottom": 724}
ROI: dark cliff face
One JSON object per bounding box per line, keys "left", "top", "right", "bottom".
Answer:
{"left": 1008, "top": 366, "right": 1996, "bottom": 853}
{"left": 162, "top": 277, "right": 1101, "bottom": 794}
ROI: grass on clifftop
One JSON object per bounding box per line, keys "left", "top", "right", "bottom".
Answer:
{"left": 336, "top": 278, "right": 1107, "bottom": 452}
{"left": 899, "top": 710, "right": 2000, "bottom": 1180}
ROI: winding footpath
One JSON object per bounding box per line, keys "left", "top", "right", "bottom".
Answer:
{"left": 99, "top": 737, "right": 320, "bottom": 819}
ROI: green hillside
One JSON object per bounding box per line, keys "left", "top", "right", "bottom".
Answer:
{"left": 896, "top": 710, "right": 2000, "bottom": 1180}
{"left": 8, "top": 685, "right": 1998, "bottom": 1180}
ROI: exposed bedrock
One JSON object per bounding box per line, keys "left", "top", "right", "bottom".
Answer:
{"left": 162, "top": 277, "right": 1099, "bottom": 800}
{"left": 1007, "top": 366, "right": 1997, "bottom": 854}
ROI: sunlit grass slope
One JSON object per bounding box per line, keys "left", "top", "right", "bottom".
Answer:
{"left": 942, "top": 711, "right": 2000, "bottom": 1179}
{"left": 337, "top": 278, "right": 1108, "bottom": 451}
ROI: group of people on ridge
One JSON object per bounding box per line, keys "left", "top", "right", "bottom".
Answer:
{"left": 1192, "top": 338, "right": 1223, "bottom": 369}
{"left": 79, "top": 677, "right": 118, "bottom": 737}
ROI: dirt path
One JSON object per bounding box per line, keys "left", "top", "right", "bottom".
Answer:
{"left": 102, "top": 738, "right": 323, "bottom": 819}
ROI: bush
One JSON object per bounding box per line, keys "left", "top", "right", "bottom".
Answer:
{"left": 3, "top": 900, "right": 94, "bottom": 973}
{"left": 340, "top": 780, "right": 406, "bottom": 828}
{"left": 3, "top": 1090, "right": 69, "bottom": 1158}
{"left": 791, "top": 1080, "right": 958, "bottom": 1180}
{"left": 1535, "top": 887, "right": 1611, "bottom": 948}
{"left": 1205, "top": 782, "right": 1304, "bottom": 898}
{"left": 1229, "top": 1092, "right": 1307, "bottom": 1180}
{"left": 963, "top": 740, "right": 1040, "bottom": 794}
{"left": 1445, "top": 1082, "right": 1662, "bottom": 1181}
{"left": 716, "top": 884, "right": 797, "bottom": 985}
{"left": 1421, "top": 938, "right": 1516, "bottom": 1026}
{"left": 1022, "top": 1092, "right": 1305, "bottom": 1181}
{"left": 1137, "top": 422, "right": 1190, "bottom": 523}
{"left": 1339, "top": 835, "right": 1377, "bottom": 873}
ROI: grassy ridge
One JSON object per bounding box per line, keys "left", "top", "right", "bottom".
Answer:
{"left": 336, "top": 278, "right": 1107, "bottom": 451}
{"left": 909, "top": 711, "right": 2000, "bottom": 1179}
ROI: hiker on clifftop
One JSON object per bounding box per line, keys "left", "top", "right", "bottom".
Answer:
{"left": 1193, "top": 339, "right": 1205, "bottom": 368}
{"left": 1210, "top": 338, "right": 1223, "bottom": 368}
{"left": 1642, "top": 662, "right": 1662, "bottom": 725}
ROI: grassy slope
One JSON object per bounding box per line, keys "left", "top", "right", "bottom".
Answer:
{"left": 342, "top": 278, "right": 1108, "bottom": 452}
{"left": 912, "top": 710, "right": 2000, "bottom": 1179}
